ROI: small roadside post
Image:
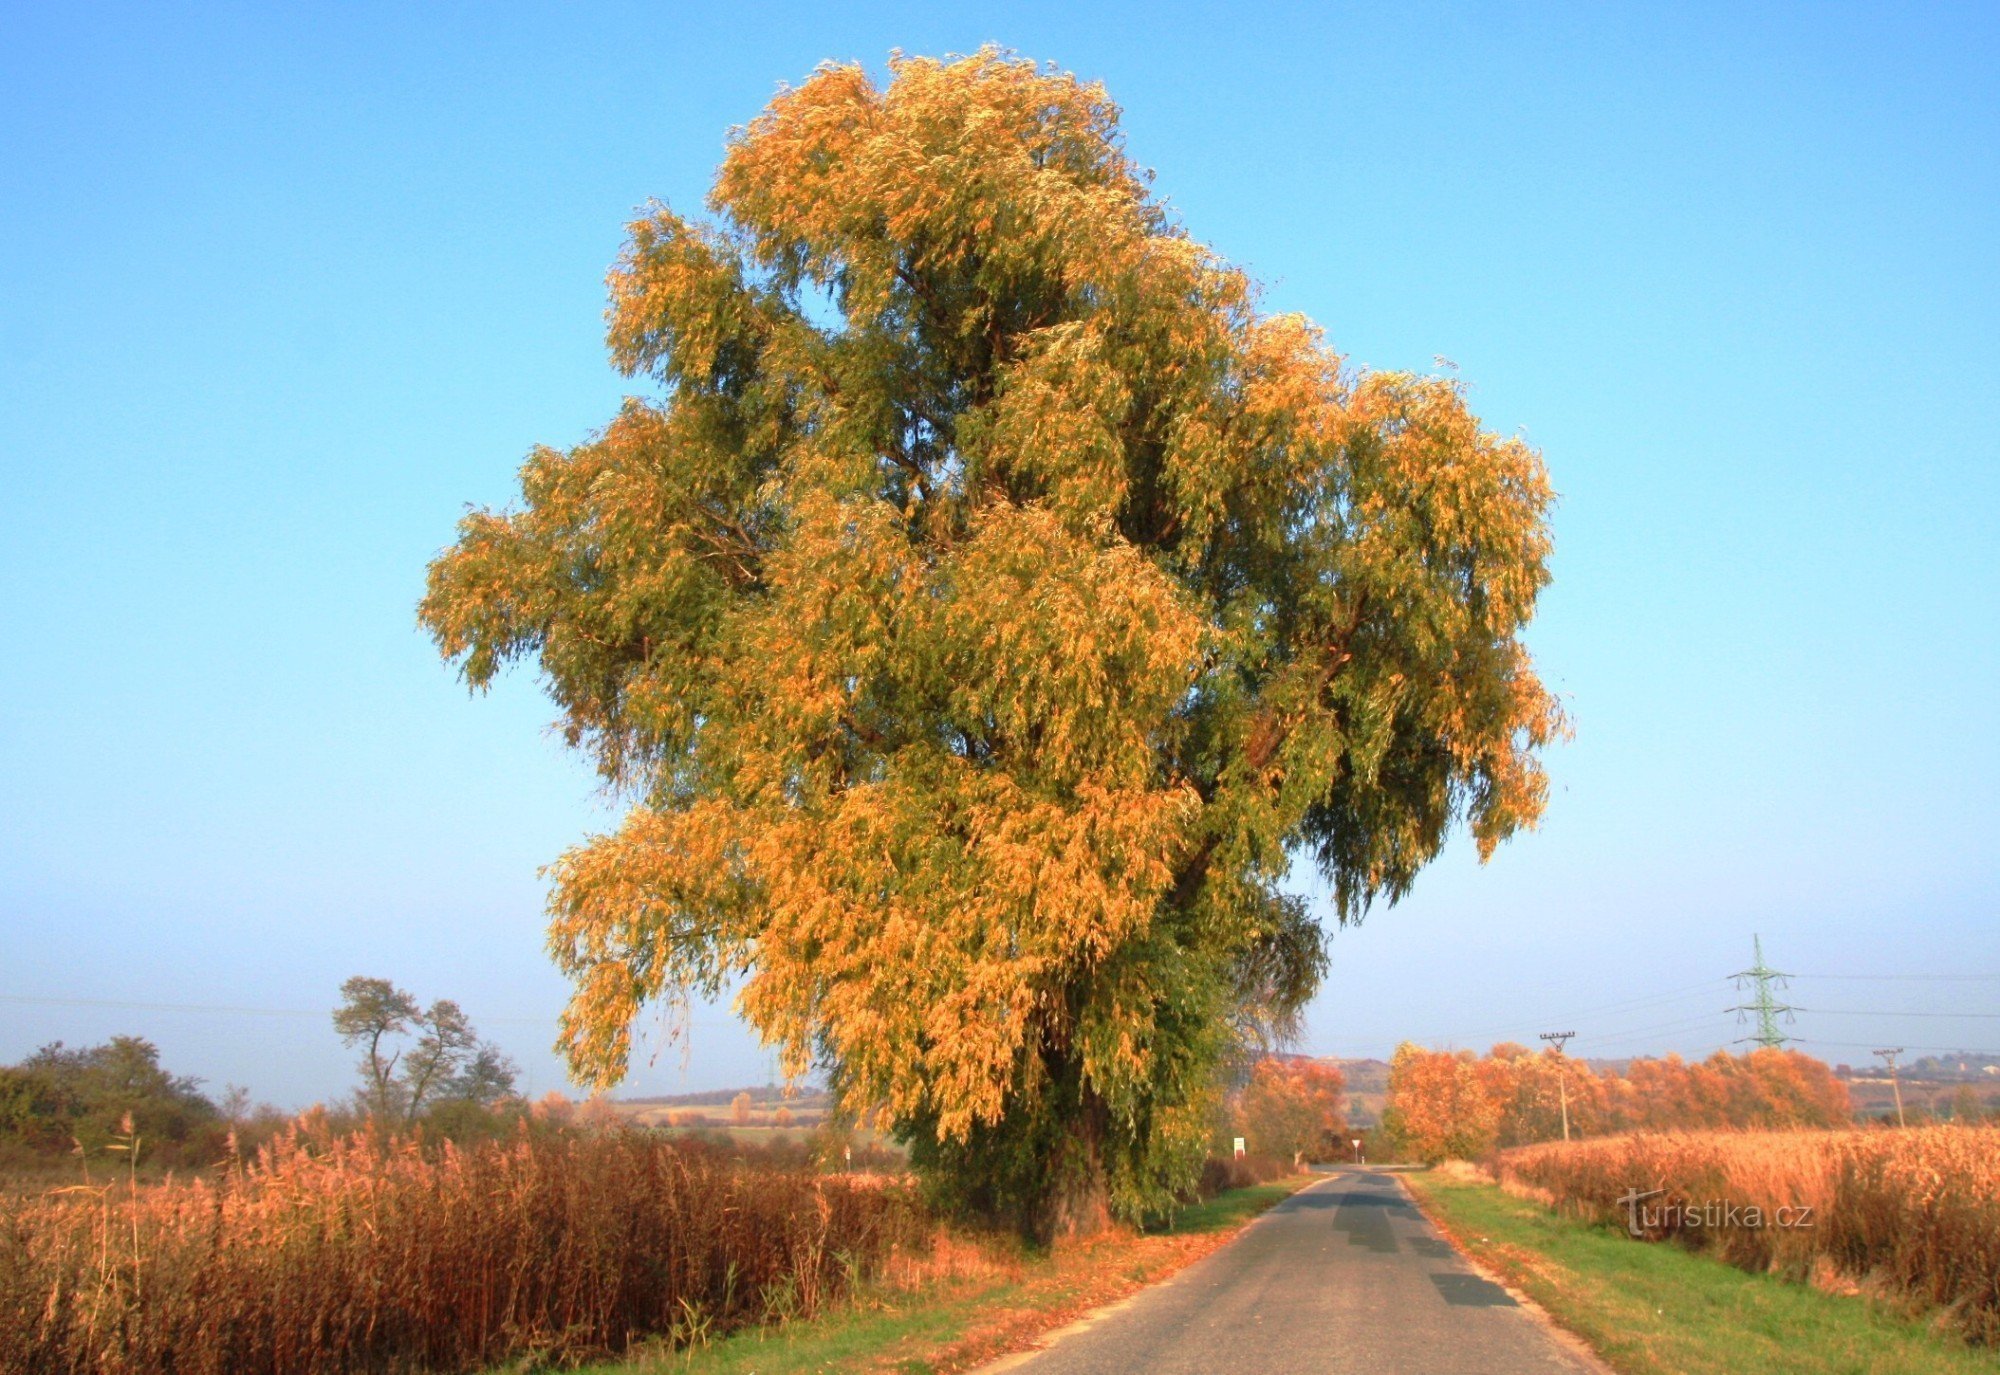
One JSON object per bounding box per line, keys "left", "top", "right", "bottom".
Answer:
{"left": 1540, "top": 1030, "right": 1576, "bottom": 1141}
{"left": 1874, "top": 1048, "right": 1907, "bottom": 1128}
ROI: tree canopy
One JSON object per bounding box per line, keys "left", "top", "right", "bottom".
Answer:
{"left": 0, "top": 1037, "right": 220, "bottom": 1164}
{"left": 422, "top": 49, "right": 1559, "bottom": 1236}
{"left": 1232, "top": 1057, "right": 1347, "bottom": 1165}
{"left": 333, "top": 976, "right": 519, "bottom": 1126}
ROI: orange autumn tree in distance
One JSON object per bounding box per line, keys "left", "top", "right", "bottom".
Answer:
{"left": 421, "top": 50, "right": 1560, "bottom": 1240}
{"left": 1615, "top": 1048, "right": 1850, "bottom": 1131}
{"left": 1384, "top": 1043, "right": 1852, "bottom": 1162}
{"left": 1234, "top": 1058, "right": 1347, "bottom": 1165}
{"left": 1382, "top": 1044, "right": 1502, "bottom": 1164}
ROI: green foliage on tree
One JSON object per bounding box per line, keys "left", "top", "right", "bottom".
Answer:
{"left": 332, "top": 976, "right": 519, "bottom": 1126}
{"left": 0, "top": 1037, "right": 220, "bottom": 1164}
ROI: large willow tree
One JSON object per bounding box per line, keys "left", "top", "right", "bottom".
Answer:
{"left": 422, "top": 50, "right": 1560, "bottom": 1239}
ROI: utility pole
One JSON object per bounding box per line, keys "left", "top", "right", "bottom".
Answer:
{"left": 1874, "top": 1047, "right": 1907, "bottom": 1128}
{"left": 1540, "top": 1031, "right": 1576, "bottom": 1142}
{"left": 1728, "top": 934, "right": 1798, "bottom": 1048}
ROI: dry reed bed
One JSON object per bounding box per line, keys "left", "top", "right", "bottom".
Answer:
{"left": 1498, "top": 1125, "right": 2000, "bottom": 1343}
{"left": 0, "top": 1126, "right": 922, "bottom": 1375}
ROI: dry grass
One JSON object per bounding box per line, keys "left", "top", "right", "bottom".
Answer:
{"left": 1498, "top": 1124, "right": 2000, "bottom": 1343}
{"left": 0, "top": 1122, "right": 922, "bottom": 1375}
{"left": 586, "top": 1176, "right": 1312, "bottom": 1375}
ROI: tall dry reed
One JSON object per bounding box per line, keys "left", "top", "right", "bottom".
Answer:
{"left": 1498, "top": 1125, "right": 2000, "bottom": 1343}
{"left": 0, "top": 1124, "right": 922, "bottom": 1375}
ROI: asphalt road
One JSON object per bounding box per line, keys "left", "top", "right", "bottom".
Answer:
{"left": 994, "top": 1169, "right": 1598, "bottom": 1375}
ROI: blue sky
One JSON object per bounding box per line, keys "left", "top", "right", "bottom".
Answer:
{"left": 3, "top": 3, "right": 1996, "bottom": 1106}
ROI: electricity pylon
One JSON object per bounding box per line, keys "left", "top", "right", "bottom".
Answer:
{"left": 1728, "top": 934, "right": 1798, "bottom": 1049}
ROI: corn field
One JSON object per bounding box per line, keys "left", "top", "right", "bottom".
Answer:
{"left": 1499, "top": 1124, "right": 2000, "bottom": 1343}
{"left": 0, "top": 1124, "right": 922, "bottom": 1375}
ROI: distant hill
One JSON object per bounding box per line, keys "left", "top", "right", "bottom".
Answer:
{"left": 1831, "top": 1053, "right": 2000, "bottom": 1121}
{"left": 613, "top": 1083, "right": 833, "bottom": 1132}
{"left": 1900, "top": 1053, "right": 2000, "bottom": 1080}
{"left": 618, "top": 1083, "right": 830, "bottom": 1109}
{"left": 1314, "top": 1057, "right": 1388, "bottom": 1127}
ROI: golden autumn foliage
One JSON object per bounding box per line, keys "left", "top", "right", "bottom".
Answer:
{"left": 1385, "top": 1042, "right": 1852, "bottom": 1163}
{"left": 1613, "top": 1048, "right": 1851, "bottom": 1132}
{"left": 421, "top": 50, "right": 1559, "bottom": 1237}
{"left": 1382, "top": 1043, "right": 1503, "bottom": 1164}
{"left": 1476, "top": 1040, "right": 1615, "bottom": 1146}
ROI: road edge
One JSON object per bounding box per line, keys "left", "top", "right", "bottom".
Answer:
{"left": 1397, "top": 1169, "right": 1619, "bottom": 1375}
{"left": 965, "top": 1174, "right": 1332, "bottom": 1374}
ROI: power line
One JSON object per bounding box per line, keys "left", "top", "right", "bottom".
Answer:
{"left": 0, "top": 992, "right": 745, "bottom": 1032}
{"left": 1793, "top": 973, "right": 2000, "bottom": 982}
{"left": 1420, "top": 980, "right": 1728, "bottom": 1048}
{"left": 1806, "top": 1009, "right": 2000, "bottom": 1019}
{"left": 1313, "top": 983, "right": 1741, "bottom": 1060}
{"left": 1794, "top": 1038, "right": 2000, "bottom": 1054}
{"left": 1, "top": 994, "right": 325, "bottom": 1019}
{"left": 1572, "top": 1013, "right": 1735, "bottom": 1048}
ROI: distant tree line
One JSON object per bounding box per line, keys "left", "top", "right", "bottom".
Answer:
{"left": 1383, "top": 1042, "right": 1859, "bottom": 1164}
{"left": 0, "top": 1036, "right": 228, "bottom": 1168}
{"left": 0, "top": 977, "right": 524, "bottom": 1169}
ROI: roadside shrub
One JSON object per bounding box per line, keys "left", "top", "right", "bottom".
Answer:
{"left": 0, "top": 1122, "right": 922, "bottom": 1375}
{"left": 1194, "top": 1152, "right": 1288, "bottom": 1198}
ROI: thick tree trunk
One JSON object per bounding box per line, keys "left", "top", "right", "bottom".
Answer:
{"left": 1029, "top": 1083, "right": 1113, "bottom": 1245}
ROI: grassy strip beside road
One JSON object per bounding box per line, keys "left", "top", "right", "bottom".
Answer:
{"left": 1404, "top": 1170, "right": 1992, "bottom": 1375}
{"left": 569, "top": 1179, "right": 1310, "bottom": 1375}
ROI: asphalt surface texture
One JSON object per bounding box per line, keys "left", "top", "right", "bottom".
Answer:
{"left": 994, "top": 1168, "right": 1597, "bottom": 1375}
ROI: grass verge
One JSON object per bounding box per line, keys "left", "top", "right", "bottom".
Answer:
{"left": 564, "top": 1179, "right": 1310, "bottom": 1375}
{"left": 1403, "top": 1170, "right": 1993, "bottom": 1375}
